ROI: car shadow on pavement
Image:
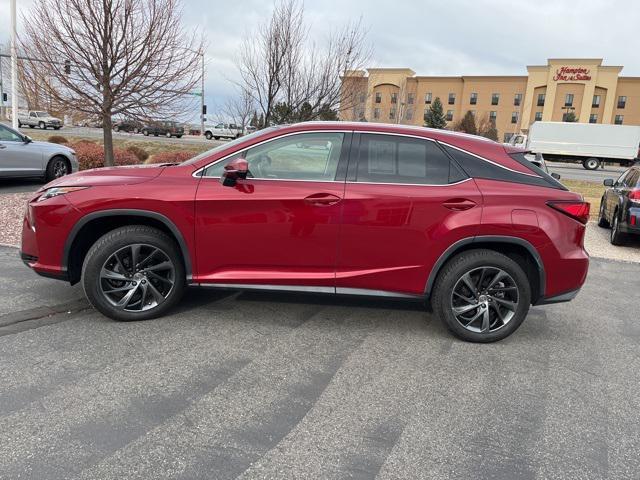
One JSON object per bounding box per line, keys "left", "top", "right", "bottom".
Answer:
{"left": 0, "top": 177, "right": 43, "bottom": 194}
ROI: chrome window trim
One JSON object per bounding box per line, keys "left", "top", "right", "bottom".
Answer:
{"left": 439, "top": 140, "right": 541, "bottom": 178}
{"left": 193, "top": 129, "right": 350, "bottom": 178}
{"left": 346, "top": 178, "right": 473, "bottom": 188}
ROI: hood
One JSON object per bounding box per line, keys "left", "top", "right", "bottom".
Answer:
{"left": 28, "top": 140, "right": 75, "bottom": 152}
{"left": 41, "top": 163, "right": 166, "bottom": 190}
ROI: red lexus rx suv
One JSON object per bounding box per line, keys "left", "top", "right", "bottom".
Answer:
{"left": 20, "top": 122, "right": 590, "bottom": 342}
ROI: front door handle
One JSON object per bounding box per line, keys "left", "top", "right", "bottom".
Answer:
{"left": 442, "top": 198, "right": 477, "bottom": 211}
{"left": 304, "top": 193, "right": 342, "bottom": 206}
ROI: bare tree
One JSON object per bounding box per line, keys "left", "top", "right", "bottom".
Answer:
{"left": 21, "top": 0, "right": 203, "bottom": 165}
{"left": 224, "top": 87, "right": 255, "bottom": 131}
{"left": 237, "top": 0, "right": 369, "bottom": 126}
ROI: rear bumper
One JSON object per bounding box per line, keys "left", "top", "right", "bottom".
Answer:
{"left": 620, "top": 206, "right": 640, "bottom": 234}
{"left": 534, "top": 288, "right": 581, "bottom": 306}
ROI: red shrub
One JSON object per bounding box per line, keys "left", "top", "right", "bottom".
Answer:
{"left": 71, "top": 142, "right": 140, "bottom": 170}
{"left": 148, "top": 151, "right": 195, "bottom": 164}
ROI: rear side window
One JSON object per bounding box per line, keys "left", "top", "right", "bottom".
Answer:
{"left": 626, "top": 169, "right": 640, "bottom": 187}
{"left": 356, "top": 134, "right": 466, "bottom": 185}
{"left": 442, "top": 145, "right": 566, "bottom": 190}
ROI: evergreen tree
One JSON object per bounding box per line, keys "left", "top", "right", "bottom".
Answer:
{"left": 482, "top": 122, "right": 499, "bottom": 141}
{"left": 424, "top": 97, "right": 447, "bottom": 129}
{"left": 258, "top": 113, "right": 265, "bottom": 128}
{"left": 564, "top": 111, "right": 577, "bottom": 122}
{"left": 456, "top": 110, "right": 477, "bottom": 135}
{"left": 250, "top": 111, "right": 259, "bottom": 128}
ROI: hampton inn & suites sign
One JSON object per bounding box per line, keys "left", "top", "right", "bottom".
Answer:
{"left": 553, "top": 66, "right": 592, "bottom": 82}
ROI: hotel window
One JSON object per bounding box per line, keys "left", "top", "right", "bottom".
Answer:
{"left": 537, "top": 93, "right": 545, "bottom": 107}
{"left": 425, "top": 92, "right": 432, "bottom": 104}
{"left": 618, "top": 96, "right": 627, "bottom": 109}
{"left": 535, "top": 111, "right": 543, "bottom": 121}
{"left": 491, "top": 93, "right": 500, "bottom": 105}
{"left": 565, "top": 94, "right": 574, "bottom": 107}
{"left": 424, "top": 108, "right": 429, "bottom": 121}
{"left": 470, "top": 92, "right": 477, "bottom": 105}
{"left": 514, "top": 93, "right": 522, "bottom": 106}
{"left": 359, "top": 93, "right": 366, "bottom": 104}
{"left": 389, "top": 108, "right": 396, "bottom": 120}
{"left": 589, "top": 114, "right": 598, "bottom": 124}
{"left": 407, "top": 93, "right": 415, "bottom": 105}
{"left": 592, "top": 95, "right": 601, "bottom": 108}
{"left": 358, "top": 109, "right": 365, "bottom": 120}
{"left": 375, "top": 92, "right": 381, "bottom": 104}
{"left": 446, "top": 110, "right": 454, "bottom": 121}
{"left": 489, "top": 111, "right": 497, "bottom": 121}
{"left": 448, "top": 93, "right": 456, "bottom": 105}
{"left": 615, "top": 115, "right": 624, "bottom": 125}
{"left": 391, "top": 93, "right": 398, "bottom": 104}
{"left": 405, "top": 108, "right": 414, "bottom": 121}
{"left": 373, "top": 108, "right": 380, "bottom": 119}
{"left": 511, "top": 111, "right": 518, "bottom": 124}
{"left": 503, "top": 133, "right": 514, "bottom": 143}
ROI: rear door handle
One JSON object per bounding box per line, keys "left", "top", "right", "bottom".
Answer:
{"left": 304, "top": 193, "right": 342, "bottom": 206}
{"left": 442, "top": 198, "right": 477, "bottom": 211}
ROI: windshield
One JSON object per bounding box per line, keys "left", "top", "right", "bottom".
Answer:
{"left": 35, "top": 112, "right": 49, "bottom": 117}
{"left": 181, "top": 127, "right": 278, "bottom": 166}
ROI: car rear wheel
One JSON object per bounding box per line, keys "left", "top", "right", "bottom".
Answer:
{"left": 114, "top": 125, "right": 120, "bottom": 132}
{"left": 39, "top": 121, "right": 46, "bottom": 129}
{"left": 205, "top": 131, "right": 213, "bottom": 140}
{"left": 82, "top": 226, "right": 186, "bottom": 321}
{"left": 143, "top": 130, "right": 149, "bottom": 136}
{"left": 45, "top": 156, "right": 69, "bottom": 181}
{"left": 432, "top": 249, "right": 531, "bottom": 343}
{"left": 597, "top": 199, "right": 610, "bottom": 228}
{"left": 166, "top": 132, "right": 171, "bottom": 138}
{"left": 610, "top": 212, "right": 625, "bottom": 246}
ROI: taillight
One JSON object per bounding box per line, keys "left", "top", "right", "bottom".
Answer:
{"left": 547, "top": 201, "right": 590, "bottom": 224}
{"left": 630, "top": 190, "right": 640, "bottom": 203}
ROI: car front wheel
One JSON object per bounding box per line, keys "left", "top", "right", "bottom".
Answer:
{"left": 432, "top": 249, "right": 531, "bottom": 343}
{"left": 82, "top": 226, "right": 186, "bottom": 321}
{"left": 46, "top": 157, "right": 69, "bottom": 181}
{"left": 610, "top": 213, "right": 625, "bottom": 246}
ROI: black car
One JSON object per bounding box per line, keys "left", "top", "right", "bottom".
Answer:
{"left": 113, "top": 119, "right": 143, "bottom": 133}
{"left": 598, "top": 166, "right": 640, "bottom": 245}
{"left": 141, "top": 121, "right": 184, "bottom": 138}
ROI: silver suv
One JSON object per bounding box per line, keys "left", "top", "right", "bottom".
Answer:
{"left": 0, "top": 123, "right": 78, "bottom": 181}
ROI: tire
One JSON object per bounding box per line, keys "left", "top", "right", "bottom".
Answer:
{"left": 29, "top": 125, "right": 34, "bottom": 128}
{"left": 214, "top": 136, "right": 220, "bottom": 140}
{"left": 45, "top": 156, "right": 69, "bottom": 182}
{"left": 39, "top": 121, "right": 46, "bottom": 130}
{"left": 205, "top": 131, "right": 213, "bottom": 140}
{"left": 166, "top": 132, "right": 171, "bottom": 138}
{"left": 176, "top": 135, "right": 182, "bottom": 139}
{"left": 54, "top": 126, "right": 61, "bottom": 130}
{"left": 18, "top": 121, "right": 22, "bottom": 127}
{"left": 143, "top": 130, "right": 149, "bottom": 136}
{"left": 432, "top": 249, "right": 531, "bottom": 343}
{"left": 610, "top": 211, "right": 625, "bottom": 246}
{"left": 81, "top": 226, "right": 186, "bottom": 321}
{"left": 114, "top": 125, "right": 120, "bottom": 132}
{"left": 597, "top": 199, "right": 610, "bottom": 228}
{"left": 134, "top": 128, "right": 139, "bottom": 134}
{"left": 583, "top": 157, "right": 600, "bottom": 170}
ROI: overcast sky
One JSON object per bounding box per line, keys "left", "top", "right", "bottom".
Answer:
{"left": 2, "top": 0, "right": 640, "bottom": 117}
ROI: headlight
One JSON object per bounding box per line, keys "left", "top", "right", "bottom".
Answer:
{"left": 37, "top": 186, "right": 89, "bottom": 202}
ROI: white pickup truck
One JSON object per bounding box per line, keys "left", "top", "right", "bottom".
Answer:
{"left": 18, "top": 110, "right": 63, "bottom": 130}
{"left": 203, "top": 123, "right": 243, "bottom": 140}
{"left": 508, "top": 122, "right": 640, "bottom": 170}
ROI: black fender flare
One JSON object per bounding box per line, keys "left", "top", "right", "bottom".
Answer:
{"left": 424, "top": 235, "right": 545, "bottom": 300}
{"left": 62, "top": 209, "right": 193, "bottom": 280}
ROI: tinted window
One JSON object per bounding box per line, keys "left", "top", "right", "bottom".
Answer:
{"left": 356, "top": 134, "right": 465, "bottom": 185}
{"left": 0, "top": 124, "right": 23, "bottom": 142}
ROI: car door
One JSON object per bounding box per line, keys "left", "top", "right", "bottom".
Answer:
{"left": 0, "top": 124, "right": 43, "bottom": 177}
{"left": 336, "top": 133, "right": 483, "bottom": 296}
{"left": 194, "top": 131, "right": 350, "bottom": 289}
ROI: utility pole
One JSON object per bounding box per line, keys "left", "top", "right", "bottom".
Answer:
{"left": 200, "top": 50, "right": 205, "bottom": 137}
{"left": 0, "top": 53, "right": 5, "bottom": 119}
{"left": 11, "top": 0, "right": 19, "bottom": 129}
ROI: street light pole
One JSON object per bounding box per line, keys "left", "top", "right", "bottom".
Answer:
{"left": 10, "top": 0, "right": 19, "bottom": 129}
{"left": 200, "top": 50, "right": 204, "bottom": 137}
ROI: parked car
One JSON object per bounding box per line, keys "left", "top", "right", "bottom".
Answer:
{"left": 598, "top": 166, "right": 640, "bottom": 245}
{"left": 20, "top": 122, "right": 590, "bottom": 342}
{"left": 0, "top": 123, "right": 78, "bottom": 181}
{"left": 113, "top": 119, "right": 143, "bottom": 133}
{"left": 203, "top": 123, "right": 242, "bottom": 140}
{"left": 77, "top": 117, "right": 103, "bottom": 129}
{"left": 17, "top": 110, "right": 63, "bottom": 130}
{"left": 508, "top": 122, "right": 640, "bottom": 170}
{"left": 141, "top": 121, "right": 184, "bottom": 138}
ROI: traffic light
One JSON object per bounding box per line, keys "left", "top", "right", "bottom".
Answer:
{"left": 202, "top": 104, "right": 207, "bottom": 115}
{"left": 64, "top": 60, "right": 71, "bottom": 75}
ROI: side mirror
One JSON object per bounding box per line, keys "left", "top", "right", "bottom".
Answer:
{"left": 23, "top": 135, "right": 32, "bottom": 144}
{"left": 551, "top": 172, "right": 561, "bottom": 180}
{"left": 603, "top": 178, "right": 615, "bottom": 187}
{"left": 220, "top": 158, "right": 248, "bottom": 187}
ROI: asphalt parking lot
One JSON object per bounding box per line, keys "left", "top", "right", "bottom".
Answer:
{"left": 545, "top": 160, "right": 627, "bottom": 182}
{"left": 1, "top": 244, "right": 639, "bottom": 479}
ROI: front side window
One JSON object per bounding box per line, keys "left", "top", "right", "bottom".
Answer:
{"left": 203, "top": 132, "right": 344, "bottom": 181}
{"left": 356, "top": 134, "right": 466, "bottom": 185}
{"left": 491, "top": 93, "right": 500, "bottom": 105}
{"left": 0, "top": 124, "right": 23, "bottom": 142}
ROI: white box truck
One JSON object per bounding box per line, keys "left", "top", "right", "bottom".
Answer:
{"left": 508, "top": 122, "right": 640, "bottom": 170}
